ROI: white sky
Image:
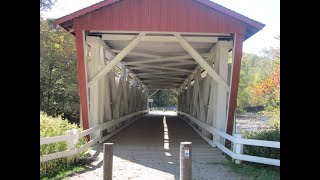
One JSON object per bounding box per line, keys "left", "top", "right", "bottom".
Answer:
{"left": 42, "top": 0, "right": 280, "bottom": 55}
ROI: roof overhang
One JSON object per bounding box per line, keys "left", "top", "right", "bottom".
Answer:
{"left": 56, "top": 0, "right": 265, "bottom": 40}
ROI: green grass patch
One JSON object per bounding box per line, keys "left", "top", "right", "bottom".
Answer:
{"left": 41, "top": 160, "right": 88, "bottom": 180}
{"left": 226, "top": 161, "right": 280, "bottom": 180}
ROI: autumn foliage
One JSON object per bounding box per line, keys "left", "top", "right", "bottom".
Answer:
{"left": 254, "top": 63, "right": 280, "bottom": 100}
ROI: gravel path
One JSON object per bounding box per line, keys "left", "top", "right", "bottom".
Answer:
{"left": 67, "top": 114, "right": 246, "bottom": 180}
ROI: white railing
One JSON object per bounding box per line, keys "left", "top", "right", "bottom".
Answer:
{"left": 40, "top": 110, "right": 148, "bottom": 163}
{"left": 177, "top": 111, "right": 280, "bottom": 166}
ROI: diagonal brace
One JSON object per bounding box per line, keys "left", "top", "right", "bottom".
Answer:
{"left": 174, "top": 33, "right": 230, "bottom": 91}
{"left": 88, "top": 33, "right": 145, "bottom": 87}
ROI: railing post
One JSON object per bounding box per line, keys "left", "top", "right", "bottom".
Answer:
{"left": 180, "top": 142, "right": 192, "bottom": 180}
{"left": 67, "top": 129, "right": 79, "bottom": 163}
{"left": 103, "top": 143, "right": 114, "bottom": 180}
{"left": 99, "top": 126, "right": 103, "bottom": 143}
{"left": 233, "top": 134, "right": 243, "bottom": 164}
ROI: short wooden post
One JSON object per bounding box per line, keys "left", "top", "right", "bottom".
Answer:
{"left": 99, "top": 127, "right": 103, "bottom": 143}
{"left": 233, "top": 134, "right": 243, "bottom": 164}
{"left": 67, "top": 129, "right": 79, "bottom": 163}
{"left": 103, "top": 143, "right": 114, "bottom": 180}
{"left": 180, "top": 142, "right": 192, "bottom": 180}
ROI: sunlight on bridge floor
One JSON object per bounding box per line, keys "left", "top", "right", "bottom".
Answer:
{"left": 112, "top": 155, "right": 175, "bottom": 180}
{"left": 149, "top": 110, "right": 177, "bottom": 116}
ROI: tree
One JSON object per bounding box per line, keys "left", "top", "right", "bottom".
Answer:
{"left": 40, "top": 0, "right": 56, "bottom": 12}
{"left": 253, "top": 36, "right": 280, "bottom": 110}
{"left": 237, "top": 52, "right": 275, "bottom": 112}
{"left": 236, "top": 35, "right": 280, "bottom": 113}
{"left": 253, "top": 63, "right": 279, "bottom": 108}
{"left": 252, "top": 36, "right": 280, "bottom": 128}
{"left": 152, "top": 90, "right": 178, "bottom": 107}
{"left": 40, "top": 18, "right": 79, "bottom": 118}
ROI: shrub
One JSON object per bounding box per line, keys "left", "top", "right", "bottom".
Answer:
{"left": 264, "top": 106, "right": 280, "bottom": 129}
{"left": 236, "top": 107, "right": 246, "bottom": 114}
{"left": 242, "top": 128, "right": 280, "bottom": 159}
{"left": 40, "top": 111, "right": 87, "bottom": 176}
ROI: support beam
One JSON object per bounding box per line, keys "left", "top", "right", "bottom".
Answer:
{"left": 159, "top": 61, "right": 198, "bottom": 66}
{"left": 146, "top": 82, "right": 180, "bottom": 86}
{"left": 140, "top": 76, "right": 186, "bottom": 81}
{"left": 91, "top": 30, "right": 231, "bottom": 37}
{"left": 129, "top": 65, "right": 193, "bottom": 73}
{"left": 168, "top": 89, "right": 177, "bottom": 98}
{"left": 196, "top": 69, "right": 206, "bottom": 122}
{"left": 111, "top": 49, "right": 162, "bottom": 58}
{"left": 186, "top": 77, "right": 192, "bottom": 114}
{"left": 113, "top": 74, "right": 124, "bottom": 119}
{"left": 75, "top": 30, "right": 90, "bottom": 131}
{"left": 102, "top": 34, "right": 218, "bottom": 43}
{"left": 147, "top": 84, "right": 178, "bottom": 88}
{"left": 149, "top": 88, "right": 177, "bottom": 90}
{"left": 122, "top": 54, "right": 209, "bottom": 65}
{"left": 227, "top": 34, "right": 244, "bottom": 138}
{"left": 213, "top": 41, "right": 230, "bottom": 144}
{"left": 137, "top": 72, "right": 190, "bottom": 76}
{"left": 88, "top": 33, "right": 145, "bottom": 87}
{"left": 179, "top": 46, "right": 217, "bottom": 91}
{"left": 104, "top": 70, "right": 112, "bottom": 121}
{"left": 148, "top": 89, "right": 159, "bottom": 98}
{"left": 125, "top": 60, "right": 197, "bottom": 66}
{"left": 149, "top": 87, "right": 178, "bottom": 90}
{"left": 86, "top": 36, "right": 146, "bottom": 89}
{"left": 142, "top": 79, "right": 183, "bottom": 83}
{"left": 175, "top": 33, "right": 230, "bottom": 91}
{"left": 122, "top": 69, "right": 129, "bottom": 115}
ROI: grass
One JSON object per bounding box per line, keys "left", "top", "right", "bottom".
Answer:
{"left": 226, "top": 161, "right": 280, "bottom": 180}
{"left": 41, "top": 160, "right": 88, "bottom": 180}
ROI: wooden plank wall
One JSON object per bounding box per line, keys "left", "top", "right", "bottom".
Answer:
{"left": 73, "top": 0, "right": 246, "bottom": 34}
{"left": 85, "top": 38, "right": 148, "bottom": 139}
{"left": 178, "top": 41, "right": 232, "bottom": 144}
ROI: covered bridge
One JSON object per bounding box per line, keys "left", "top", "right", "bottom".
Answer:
{"left": 56, "top": 0, "right": 264, "bottom": 154}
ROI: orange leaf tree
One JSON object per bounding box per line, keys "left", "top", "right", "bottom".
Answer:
{"left": 253, "top": 61, "right": 279, "bottom": 109}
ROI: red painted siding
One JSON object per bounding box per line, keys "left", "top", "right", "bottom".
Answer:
{"left": 75, "top": 30, "right": 90, "bottom": 133}
{"left": 73, "top": 0, "right": 246, "bottom": 34}
{"left": 227, "top": 33, "right": 244, "bottom": 136}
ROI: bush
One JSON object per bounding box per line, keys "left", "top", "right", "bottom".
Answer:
{"left": 40, "top": 111, "right": 87, "bottom": 176}
{"left": 264, "top": 106, "right": 280, "bottom": 129}
{"left": 242, "top": 128, "right": 280, "bottom": 159}
{"left": 236, "top": 107, "right": 246, "bottom": 114}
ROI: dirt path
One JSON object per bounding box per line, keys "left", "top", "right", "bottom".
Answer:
{"left": 68, "top": 114, "right": 245, "bottom": 180}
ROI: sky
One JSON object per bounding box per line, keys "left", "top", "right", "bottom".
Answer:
{"left": 42, "top": 0, "right": 280, "bottom": 55}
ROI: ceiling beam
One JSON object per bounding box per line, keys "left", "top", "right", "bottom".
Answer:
{"left": 102, "top": 34, "right": 218, "bottom": 43}
{"left": 136, "top": 72, "right": 190, "bottom": 76}
{"left": 122, "top": 53, "right": 209, "bottom": 65}
{"left": 91, "top": 30, "right": 231, "bottom": 37}
{"left": 140, "top": 76, "right": 186, "bottom": 81}
{"left": 129, "top": 64, "right": 193, "bottom": 73}
{"left": 111, "top": 49, "right": 163, "bottom": 58}
{"left": 142, "top": 80, "right": 184, "bottom": 83}
{"left": 145, "top": 82, "right": 181, "bottom": 85}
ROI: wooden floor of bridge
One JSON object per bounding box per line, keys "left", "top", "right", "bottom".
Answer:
{"left": 69, "top": 114, "right": 243, "bottom": 180}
